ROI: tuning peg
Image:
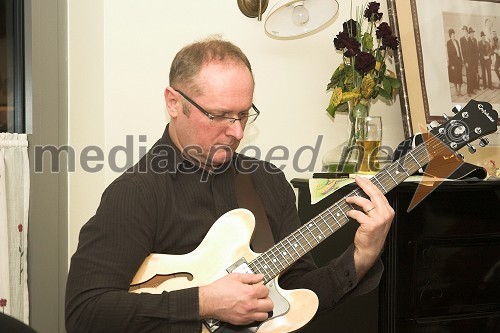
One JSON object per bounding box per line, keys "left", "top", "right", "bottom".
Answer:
{"left": 427, "top": 121, "right": 440, "bottom": 130}
{"left": 467, "top": 143, "right": 476, "bottom": 154}
{"left": 442, "top": 113, "right": 450, "bottom": 121}
{"left": 479, "top": 137, "right": 489, "bottom": 147}
{"left": 456, "top": 152, "right": 465, "bottom": 159}
{"left": 452, "top": 104, "right": 462, "bottom": 114}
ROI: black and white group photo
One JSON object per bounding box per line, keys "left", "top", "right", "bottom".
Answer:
{"left": 445, "top": 15, "right": 500, "bottom": 105}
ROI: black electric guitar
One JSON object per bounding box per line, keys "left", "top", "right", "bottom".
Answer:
{"left": 129, "top": 100, "right": 498, "bottom": 333}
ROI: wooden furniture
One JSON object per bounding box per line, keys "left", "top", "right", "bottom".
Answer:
{"left": 291, "top": 178, "right": 500, "bottom": 333}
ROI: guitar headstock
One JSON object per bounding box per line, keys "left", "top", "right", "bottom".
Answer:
{"left": 429, "top": 100, "right": 498, "bottom": 152}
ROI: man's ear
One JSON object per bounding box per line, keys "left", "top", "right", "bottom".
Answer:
{"left": 164, "top": 87, "right": 181, "bottom": 119}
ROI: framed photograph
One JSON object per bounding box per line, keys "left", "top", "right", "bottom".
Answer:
{"left": 388, "top": 0, "right": 500, "bottom": 175}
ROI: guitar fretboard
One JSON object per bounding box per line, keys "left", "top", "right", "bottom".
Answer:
{"left": 248, "top": 133, "right": 446, "bottom": 284}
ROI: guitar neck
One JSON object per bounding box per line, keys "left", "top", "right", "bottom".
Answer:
{"left": 248, "top": 138, "right": 434, "bottom": 284}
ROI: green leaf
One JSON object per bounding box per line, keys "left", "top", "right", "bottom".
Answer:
{"left": 326, "top": 101, "right": 348, "bottom": 118}
{"left": 361, "top": 32, "right": 374, "bottom": 51}
{"left": 383, "top": 77, "right": 392, "bottom": 94}
{"left": 327, "top": 65, "right": 346, "bottom": 90}
{"left": 327, "top": 78, "right": 340, "bottom": 91}
{"left": 326, "top": 103, "right": 338, "bottom": 117}
{"left": 390, "top": 77, "right": 401, "bottom": 89}
{"left": 337, "top": 102, "right": 349, "bottom": 113}
{"left": 378, "top": 88, "right": 391, "bottom": 99}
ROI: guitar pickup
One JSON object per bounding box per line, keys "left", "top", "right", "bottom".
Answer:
{"left": 227, "top": 258, "right": 254, "bottom": 274}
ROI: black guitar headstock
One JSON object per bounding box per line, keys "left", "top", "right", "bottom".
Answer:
{"left": 428, "top": 100, "right": 498, "bottom": 153}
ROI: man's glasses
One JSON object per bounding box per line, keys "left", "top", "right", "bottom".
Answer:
{"left": 174, "top": 89, "right": 260, "bottom": 128}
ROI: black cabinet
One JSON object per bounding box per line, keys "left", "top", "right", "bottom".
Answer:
{"left": 291, "top": 178, "right": 500, "bottom": 333}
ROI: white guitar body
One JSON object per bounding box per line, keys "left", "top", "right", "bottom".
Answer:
{"left": 130, "top": 209, "right": 319, "bottom": 333}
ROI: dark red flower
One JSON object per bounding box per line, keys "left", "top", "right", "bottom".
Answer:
{"left": 381, "top": 35, "right": 400, "bottom": 50}
{"left": 18, "top": 224, "right": 23, "bottom": 232}
{"left": 342, "top": 19, "right": 358, "bottom": 37}
{"left": 354, "top": 52, "right": 376, "bottom": 74}
{"left": 334, "top": 30, "right": 361, "bottom": 56}
{"left": 343, "top": 38, "right": 361, "bottom": 57}
{"left": 0, "top": 299, "right": 7, "bottom": 307}
{"left": 376, "top": 22, "right": 392, "bottom": 39}
{"left": 364, "top": 2, "right": 383, "bottom": 22}
{"left": 333, "top": 31, "right": 350, "bottom": 49}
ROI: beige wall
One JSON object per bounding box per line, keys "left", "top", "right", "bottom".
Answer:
{"left": 68, "top": 0, "right": 405, "bottom": 255}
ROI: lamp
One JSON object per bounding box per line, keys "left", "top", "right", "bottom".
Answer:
{"left": 264, "top": 0, "right": 339, "bottom": 39}
{"left": 237, "top": 0, "right": 270, "bottom": 21}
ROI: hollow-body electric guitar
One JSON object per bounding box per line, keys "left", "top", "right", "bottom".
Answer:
{"left": 129, "top": 100, "right": 498, "bottom": 332}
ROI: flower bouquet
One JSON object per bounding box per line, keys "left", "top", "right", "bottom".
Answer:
{"left": 324, "top": 1, "right": 401, "bottom": 172}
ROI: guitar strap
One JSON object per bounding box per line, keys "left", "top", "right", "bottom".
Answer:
{"left": 234, "top": 168, "right": 275, "bottom": 252}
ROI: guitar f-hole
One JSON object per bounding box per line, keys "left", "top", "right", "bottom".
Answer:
{"left": 129, "top": 272, "right": 193, "bottom": 291}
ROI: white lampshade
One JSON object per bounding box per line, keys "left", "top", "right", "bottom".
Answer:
{"left": 264, "top": 0, "right": 339, "bottom": 39}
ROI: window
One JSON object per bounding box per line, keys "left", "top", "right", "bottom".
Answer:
{"left": 0, "top": 0, "right": 25, "bottom": 133}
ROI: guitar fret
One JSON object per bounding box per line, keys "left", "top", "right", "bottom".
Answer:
{"left": 387, "top": 170, "right": 398, "bottom": 184}
{"left": 321, "top": 212, "right": 334, "bottom": 232}
{"left": 333, "top": 203, "right": 346, "bottom": 221}
{"left": 299, "top": 227, "right": 313, "bottom": 249}
{"left": 260, "top": 258, "right": 273, "bottom": 281}
{"left": 330, "top": 207, "right": 343, "bottom": 228}
{"left": 291, "top": 232, "right": 307, "bottom": 254}
{"left": 372, "top": 177, "right": 387, "bottom": 192}
{"left": 338, "top": 203, "right": 349, "bottom": 219}
{"left": 277, "top": 243, "right": 291, "bottom": 265}
{"left": 285, "top": 237, "right": 301, "bottom": 259}
{"left": 268, "top": 249, "right": 285, "bottom": 271}
{"left": 409, "top": 153, "right": 423, "bottom": 168}
{"left": 254, "top": 260, "right": 270, "bottom": 280}
{"left": 264, "top": 251, "right": 280, "bottom": 274}
{"left": 305, "top": 223, "right": 320, "bottom": 245}
{"left": 394, "top": 160, "right": 410, "bottom": 177}
{"left": 315, "top": 219, "right": 327, "bottom": 241}
{"left": 260, "top": 252, "right": 276, "bottom": 279}
{"left": 352, "top": 188, "right": 362, "bottom": 196}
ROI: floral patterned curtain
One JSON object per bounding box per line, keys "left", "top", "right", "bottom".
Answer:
{"left": 0, "top": 133, "right": 30, "bottom": 324}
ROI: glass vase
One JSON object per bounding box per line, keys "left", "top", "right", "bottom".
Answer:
{"left": 322, "top": 99, "right": 371, "bottom": 174}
